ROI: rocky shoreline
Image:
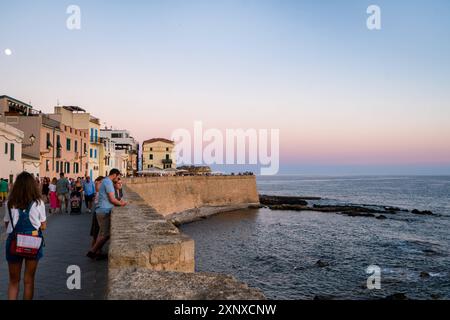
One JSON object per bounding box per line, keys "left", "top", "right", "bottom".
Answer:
{"left": 259, "top": 195, "right": 436, "bottom": 220}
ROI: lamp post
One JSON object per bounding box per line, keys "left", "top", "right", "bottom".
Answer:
{"left": 22, "top": 134, "right": 36, "bottom": 148}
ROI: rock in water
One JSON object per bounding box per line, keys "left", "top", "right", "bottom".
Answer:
{"left": 423, "top": 249, "right": 439, "bottom": 256}
{"left": 259, "top": 195, "right": 309, "bottom": 206}
{"left": 384, "top": 293, "right": 408, "bottom": 300}
{"left": 420, "top": 272, "right": 430, "bottom": 278}
{"left": 315, "top": 260, "right": 329, "bottom": 268}
{"left": 376, "top": 215, "right": 387, "bottom": 220}
{"left": 411, "top": 209, "right": 434, "bottom": 215}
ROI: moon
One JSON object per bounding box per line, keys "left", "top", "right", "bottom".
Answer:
{"left": 4, "top": 48, "right": 12, "bottom": 56}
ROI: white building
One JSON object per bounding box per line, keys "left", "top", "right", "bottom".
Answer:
{"left": 0, "top": 120, "right": 24, "bottom": 183}
{"left": 99, "top": 137, "right": 117, "bottom": 177}
{"left": 100, "top": 129, "right": 139, "bottom": 176}
{"left": 22, "top": 154, "right": 41, "bottom": 177}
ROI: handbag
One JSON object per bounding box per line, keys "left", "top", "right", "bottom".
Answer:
{"left": 8, "top": 205, "right": 43, "bottom": 259}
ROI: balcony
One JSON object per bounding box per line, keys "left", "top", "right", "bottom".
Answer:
{"left": 162, "top": 159, "right": 173, "bottom": 164}
{"left": 90, "top": 137, "right": 101, "bottom": 144}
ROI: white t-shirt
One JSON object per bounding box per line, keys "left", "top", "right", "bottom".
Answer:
{"left": 3, "top": 201, "right": 47, "bottom": 234}
{"left": 49, "top": 184, "right": 57, "bottom": 192}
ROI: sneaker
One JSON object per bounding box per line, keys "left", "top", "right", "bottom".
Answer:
{"left": 86, "top": 251, "right": 96, "bottom": 259}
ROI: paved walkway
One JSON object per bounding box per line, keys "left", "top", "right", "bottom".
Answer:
{"left": 0, "top": 206, "right": 108, "bottom": 300}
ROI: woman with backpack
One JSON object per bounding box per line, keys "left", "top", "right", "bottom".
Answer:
{"left": 3, "top": 171, "right": 47, "bottom": 300}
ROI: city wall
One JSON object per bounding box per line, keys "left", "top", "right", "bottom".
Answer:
{"left": 123, "top": 175, "right": 260, "bottom": 225}
{"left": 107, "top": 176, "right": 264, "bottom": 299}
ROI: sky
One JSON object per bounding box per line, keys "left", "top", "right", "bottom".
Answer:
{"left": 0, "top": 0, "right": 449, "bottom": 174}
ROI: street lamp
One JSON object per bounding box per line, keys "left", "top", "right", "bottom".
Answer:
{"left": 23, "top": 134, "right": 36, "bottom": 148}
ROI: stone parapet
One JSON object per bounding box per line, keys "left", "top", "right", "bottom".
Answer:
{"left": 107, "top": 185, "right": 265, "bottom": 300}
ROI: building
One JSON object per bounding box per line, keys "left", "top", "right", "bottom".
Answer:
{"left": 22, "top": 154, "right": 41, "bottom": 177}
{"left": 99, "top": 137, "right": 116, "bottom": 177}
{"left": 0, "top": 96, "right": 90, "bottom": 180}
{"left": 0, "top": 120, "right": 24, "bottom": 183}
{"left": 100, "top": 128, "right": 139, "bottom": 176}
{"left": 48, "top": 106, "right": 101, "bottom": 179}
{"left": 142, "top": 138, "right": 176, "bottom": 170}
{"left": 88, "top": 117, "right": 101, "bottom": 179}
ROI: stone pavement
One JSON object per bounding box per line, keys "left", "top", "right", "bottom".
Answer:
{"left": 0, "top": 206, "right": 107, "bottom": 300}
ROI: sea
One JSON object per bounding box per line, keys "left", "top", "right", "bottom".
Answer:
{"left": 180, "top": 175, "right": 450, "bottom": 300}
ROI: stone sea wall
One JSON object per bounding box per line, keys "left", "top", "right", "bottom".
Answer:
{"left": 107, "top": 182, "right": 265, "bottom": 300}
{"left": 124, "top": 175, "right": 260, "bottom": 224}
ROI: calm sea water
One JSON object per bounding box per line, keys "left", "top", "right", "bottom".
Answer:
{"left": 181, "top": 175, "right": 450, "bottom": 300}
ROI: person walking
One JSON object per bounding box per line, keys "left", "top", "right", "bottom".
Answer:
{"left": 48, "top": 177, "right": 60, "bottom": 214}
{"left": 83, "top": 176, "right": 96, "bottom": 214}
{"left": 0, "top": 178, "right": 9, "bottom": 205}
{"left": 87, "top": 169, "right": 126, "bottom": 260}
{"left": 3, "top": 172, "right": 47, "bottom": 300}
{"left": 41, "top": 178, "right": 50, "bottom": 203}
{"left": 56, "top": 173, "right": 70, "bottom": 214}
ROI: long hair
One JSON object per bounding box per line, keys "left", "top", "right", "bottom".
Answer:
{"left": 8, "top": 172, "right": 42, "bottom": 210}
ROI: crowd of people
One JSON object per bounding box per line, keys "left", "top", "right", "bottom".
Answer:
{"left": 2, "top": 169, "right": 127, "bottom": 300}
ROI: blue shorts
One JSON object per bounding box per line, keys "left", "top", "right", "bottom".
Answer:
{"left": 5, "top": 234, "right": 44, "bottom": 263}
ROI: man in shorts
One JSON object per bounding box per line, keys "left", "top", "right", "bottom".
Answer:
{"left": 83, "top": 176, "right": 96, "bottom": 213}
{"left": 86, "top": 169, "right": 126, "bottom": 260}
{"left": 0, "top": 178, "right": 9, "bottom": 204}
{"left": 56, "top": 173, "right": 70, "bottom": 213}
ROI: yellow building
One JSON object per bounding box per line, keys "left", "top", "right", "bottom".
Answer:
{"left": 142, "top": 138, "right": 176, "bottom": 170}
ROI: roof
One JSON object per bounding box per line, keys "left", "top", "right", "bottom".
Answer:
{"left": 0, "top": 95, "right": 33, "bottom": 109}
{"left": 143, "top": 138, "right": 174, "bottom": 145}
{"left": 62, "top": 106, "right": 86, "bottom": 112}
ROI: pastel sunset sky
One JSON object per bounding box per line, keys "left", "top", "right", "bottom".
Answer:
{"left": 1, "top": 0, "right": 449, "bottom": 174}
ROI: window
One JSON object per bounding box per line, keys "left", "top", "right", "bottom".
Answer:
{"left": 46, "top": 133, "right": 52, "bottom": 149}
{"left": 46, "top": 160, "right": 50, "bottom": 172}
{"left": 84, "top": 143, "right": 87, "bottom": 153}
{"left": 150, "top": 147, "right": 153, "bottom": 151}
{"left": 74, "top": 163, "right": 79, "bottom": 174}
{"left": 56, "top": 161, "right": 60, "bottom": 173}
{"left": 56, "top": 135, "right": 62, "bottom": 158}
{"left": 10, "top": 143, "right": 15, "bottom": 160}
{"left": 66, "top": 162, "right": 70, "bottom": 174}
{"left": 4, "top": 143, "right": 7, "bottom": 154}
{"left": 90, "top": 128, "right": 94, "bottom": 142}
{"left": 94, "top": 149, "right": 97, "bottom": 159}
{"left": 66, "top": 138, "right": 71, "bottom": 151}
{"left": 90, "top": 149, "right": 93, "bottom": 158}
{"left": 166, "top": 147, "right": 169, "bottom": 151}
{"left": 74, "top": 140, "right": 78, "bottom": 153}
{"left": 149, "top": 154, "right": 153, "bottom": 160}
{"left": 166, "top": 154, "right": 170, "bottom": 160}
{"left": 111, "top": 133, "right": 122, "bottom": 138}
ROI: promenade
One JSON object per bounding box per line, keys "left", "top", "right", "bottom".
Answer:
{"left": 0, "top": 207, "right": 107, "bottom": 300}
